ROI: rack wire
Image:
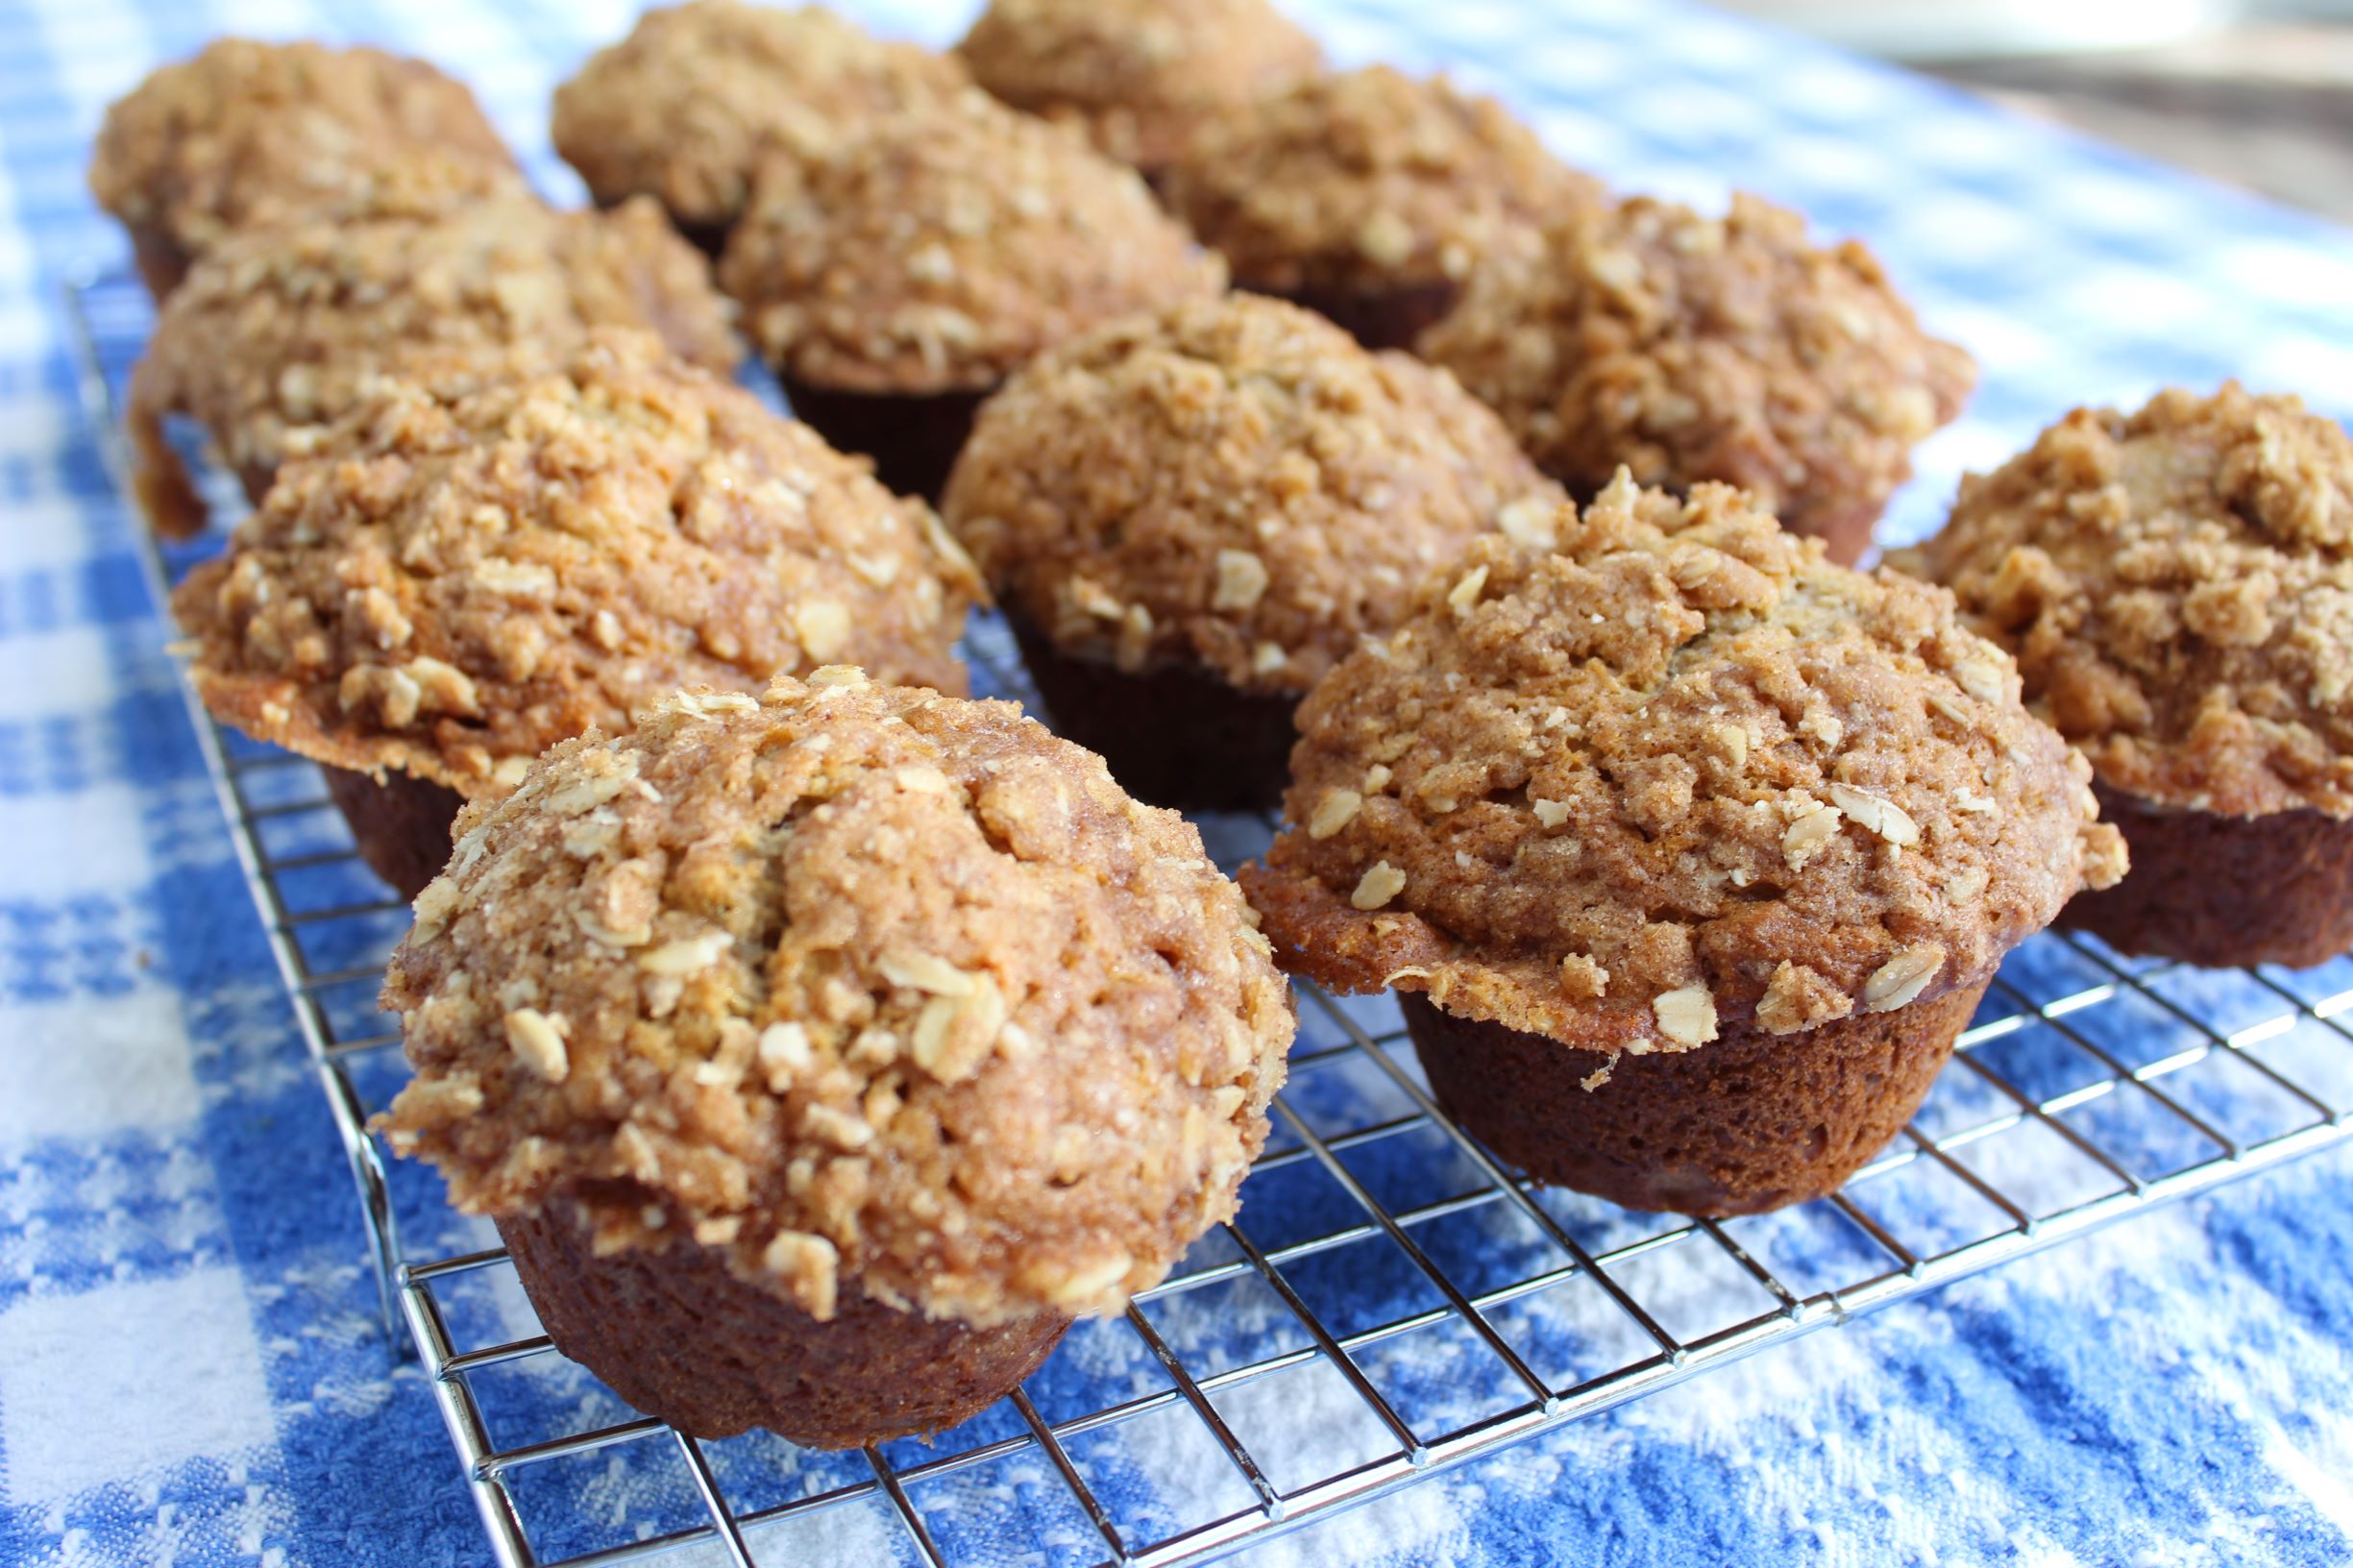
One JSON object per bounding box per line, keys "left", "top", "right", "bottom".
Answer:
{"left": 64, "top": 267, "right": 2353, "bottom": 1568}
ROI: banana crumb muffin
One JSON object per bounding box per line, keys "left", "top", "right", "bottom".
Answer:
{"left": 552, "top": 1, "right": 971, "bottom": 254}
{"left": 1242, "top": 474, "right": 2124, "bottom": 1214}
{"left": 1902, "top": 384, "right": 2353, "bottom": 967}
{"left": 944, "top": 293, "right": 1565, "bottom": 810}
{"left": 171, "top": 331, "right": 981, "bottom": 899}
{"left": 956, "top": 0, "right": 1323, "bottom": 181}
{"left": 1161, "top": 66, "right": 1603, "bottom": 351}
{"left": 126, "top": 183, "right": 738, "bottom": 536}
{"left": 1421, "top": 193, "right": 1974, "bottom": 564}
{"left": 718, "top": 95, "right": 1226, "bottom": 501}
{"left": 379, "top": 672, "right": 1294, "bottom": 1444}
{"left": 87, "top": 37, "right": 518, "bottom": 300}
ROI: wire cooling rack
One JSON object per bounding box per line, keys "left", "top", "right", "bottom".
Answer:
{"left": 63, "top": 266, "right": 2353, "bottom": 1568}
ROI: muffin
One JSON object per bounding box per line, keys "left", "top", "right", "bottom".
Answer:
{"left": 1241, "top": 474, "right": 2125, "bottom": 1215}
{"left": 87, "top": 37, "right": 519, "bottom": 300}
{"left": 170, "top": 331, "right": 983, "bottom": 899}
{"left": 956, "top": 0, "right": 1322, "bottom": 183}
{"left": 1900, "top": 384, "right": 2353, "bottom": 968}
{"left": 1420, "top": 193, "right": 1975, "bottom": 565}
{"left": 944, "top": 293, "right": 1565, "bottom": 811}
{"left": 377, "top": 671, "right": 1294, "bottom": 1445}
{"left": 551, "top": 1, "right": 971, "bottom": 255}
{"left": 717, "top": 95, "right": 1226, "bottom": 502}
{"left": 1160, "top": 66, "right": 1603, "bottom": 352}
{"left": 125, "top": 181, "right": 738, "bottom": 537}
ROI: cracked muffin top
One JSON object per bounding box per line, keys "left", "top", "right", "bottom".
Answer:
{"left": 552, "top": 1, "right": 971, "bottom": 237}
{"left": 717, "top": 94, "right": 1226, "bottom": 396}
{"left": 1901, "top": 383, "right": 2353, "bottom": 819}
{"left": 956, "top": 0, "right": 1323, "bottom": 175}
{"left": 1419, "top": 193, "right": 1974, "bottom": 550}
{"left": 944, "top": 294, "right": 1565, "bottom": 695}
{"left": 128, "top": 183, "right": 739, "bottom": 532}
{"left": 1160, "top": 66, "right": 1604, "bottom": 300}
{"left": 87, "top": 37, "right": 518, "bottom": 291}
{"left": 172, "top": 331, "right": 982, "bottom": 800}
{"left": 380, "top": 672, "right": 1293, "bottom": 1328}
{"left": 1242, "top": 474, "right": 2123, "bottom": 1057}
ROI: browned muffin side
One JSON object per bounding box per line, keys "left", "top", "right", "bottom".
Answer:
{"left": 1243, "top": 475, "right": 2122, "bottom": 1213}
{"left": 1902, "top": 383, "right": 2353, "bottom": 966}
{"left": 1421, "top": 193, "right": 1974, "bottom": 563}
{"left": 956, "top": 0, "right": 1323, "bottom": 178}
{"left": 87, "top": 37, "right": 519, "bottom": 299}
{"left": 380, "top": 673, "right": 1294, "bottom": 1443}
{"left": 1161, "top": 66, "right": 1604, "bottom": 350}
{"left": 552, "top": 1, "right": 970, "bottom": 251}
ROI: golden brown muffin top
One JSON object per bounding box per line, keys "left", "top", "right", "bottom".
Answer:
{"left": 379, "top": 673, "right": 1293, "bottom": 1328}
{"left": 717, "top": 94, "right": 1226, "bottom": 396}
{"left": 1242, "top": 475, "right": 2123, "bottom": 1056}
{"left": 956, "top": 0, "right": 1323, "bottom": 173}
{"left": 1420, "top": 193, "right": 1975, "bottom": 542}
{"left": 1160, "top": 66, "right": 1603, "bottom": 299}
{"left": 551, "top": 1, "right": 971, "bottom": 233}
{"left": 127, "top": 185, "right": 740, "bottom": 512}
{"left": 1902, "top": 384, "right": 2353, "bottom": 819}
{"left": 172, "top": 331, "right": 982, "bottom": 800}
{"left": 86, "top": 37, "right": 518, "bottom": 276}
{"left": 944, "top": 294, "right": 1565, "bottom": 694}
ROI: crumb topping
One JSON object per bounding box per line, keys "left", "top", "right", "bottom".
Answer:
{"left": 944, "top": 294, "right": 1564, "bottom": 693}
{"left": 171, "top": 331, "right": 982, "bottom": 797}
{"left": 717, "top": 94, "right": 1226, "bottom": 394}
{"left": 956, "top": 0, "right": 1323, "bottom": 172}
{"left": 552, "top": 0, "right": 971, "bottom": 232}
{"left": 87, "top": 37, "right": 518, "bottom": 274}
{"left": 1420, "top": 192, "right": 1974, "bottom": 542}
{"left": 1161, "top": 66, "right": 1604, "bottom": 299}
{"left": 1904, "top": 383, "right": 2353, "bottom": 818}
{"left": 1241, "top": 474, "right": 2123, "bottom": 1054}
{"left": 380, "top": 674, "right": 1293, "bottom": 1327}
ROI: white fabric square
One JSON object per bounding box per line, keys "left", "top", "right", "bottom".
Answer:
{"left": 0, "top": 783, "right": 154, "bottom": 899}
{"left": 0, "top": 987, "right": 196, "bottom": 1143}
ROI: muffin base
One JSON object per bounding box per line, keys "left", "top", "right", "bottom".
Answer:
{"left": 321, "top": 765, "right": 465, "bottom": 902}
{"left": 498, "top": 1207, "right": 1070, "bottom": 1447}
{"left": 779, "top": 376, "right": 990, "bottom": 505}
{"left": 1004, "top": 608, "right": 1299, "bottom": 813}
{"left": 1791, "top": 494, "right": 1880, "bottom": 569}
{"left": 1268, "top": 280, "right": 1461, "bottom": 355}
{"left": 2060, "top": 782, "right": 2353, "bottom": 968}
{"left": 1399, "top": 981, "right": 1987, "bottom": 1215}
{"left": 128, "top": 222, "right": 192, "bottom": 302}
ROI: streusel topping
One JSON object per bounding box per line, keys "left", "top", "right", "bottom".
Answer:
{"left": 173, "top": 331, "right": 981, "bottom": 797}
{"left": 552, "top": 1, "right": 971, "bottom": 233}
{"left": 380, "top": 674, "right": 1293, "bottom": 1327}
{"left": 1421, "top": 193, "right": 1973, "bottom": 543}
{"left": 1242, "top": 474, "right": 2122, "bottom": 1053}
{"left": 944, "top": 294, "right": 1564, "bottom": 693}
{"left": 1161, "top": 66, "right": 1603, "bottom": 299}
{"left": 718, "top": 94, "right": 1225, "bottom": 395}
{"left": 956, "top": 0, "right": 1323, "bottom": 173}
{"left": 1903, "top": 384, "right": 2353, "bottom": 818}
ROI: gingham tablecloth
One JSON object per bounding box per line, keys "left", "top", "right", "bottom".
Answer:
{"left": 6, "top": 1, "right": 2353, "bottom": 1563}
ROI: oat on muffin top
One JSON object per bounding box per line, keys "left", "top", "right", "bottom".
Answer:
{"left": 87, "top": 37, "right": 517, "bottom": 279}
{"left": 718, "top": 94, "right": 1226, "bottom": 396}
{"left": 551, "top": 1, "right": 971, "bottom": 236}
{"left": 944, "top": 294, "right": 1566, "bottom": 694}
{"left": 1902, "top": 384, "right": 2353, "bottom": 819}
{"left": 127, "top": 184, "right": 738, "bottom": 529}
{"left": 1160, "top": 66, "right": 1604, "bottom": 300}
{"left": 1242, "top": 473, "right": 2123, "bottom": 1055}
{"left": 172, "top": 331, "right": 982, "bottom": 799}
{"left": 1420, "top": 193, "right": 1974, "bottom": 543}
{"left": 956, "top": 0, "right": 1323, "bottom": 174}
{"left": 380, "top": 673, "right": 1293, "bottom": 1327}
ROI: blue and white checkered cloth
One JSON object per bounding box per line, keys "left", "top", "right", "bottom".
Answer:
{"left": 7, "top": 0, "right": 2353, "bottom": 1563}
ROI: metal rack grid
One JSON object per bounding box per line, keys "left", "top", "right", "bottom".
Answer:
{"left": 64, "top": 266, "right": 2353, "bottom": 1568}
